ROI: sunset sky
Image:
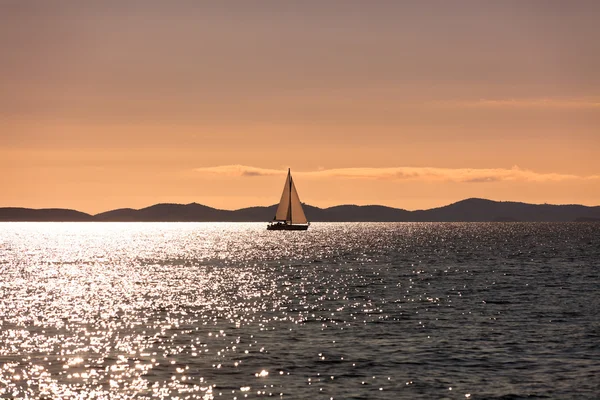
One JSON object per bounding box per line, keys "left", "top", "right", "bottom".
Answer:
{"left": 2, "top": 1, "right": 599, "bottom": 213}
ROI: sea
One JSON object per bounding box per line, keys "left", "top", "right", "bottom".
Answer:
{"left": 0, "top": 222, "right": 598, "bottom": 399}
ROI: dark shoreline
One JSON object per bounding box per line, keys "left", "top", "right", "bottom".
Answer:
{"left": 1, "top": 198, "right": 599, "bottom": 222}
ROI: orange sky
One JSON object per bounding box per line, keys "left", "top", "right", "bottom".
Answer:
{"left": 2, "top": 1, "right": 599, "bottom": 214}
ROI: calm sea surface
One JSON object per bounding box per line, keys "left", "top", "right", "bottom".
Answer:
{"left": 0, "top": 222, "right": 598, "bottom": 399}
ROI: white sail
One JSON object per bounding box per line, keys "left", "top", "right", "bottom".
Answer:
{"left": 274, "top": 172, "right": 291, "bottom": 221}
{"left": 272, "top": 169, "right": 308, "bottom": 225}
{"left": 290, "top": 178, "right": 307, "bottom": 224}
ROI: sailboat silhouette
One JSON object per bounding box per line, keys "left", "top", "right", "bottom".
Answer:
{"left": 267, "top": 169, "right": 310, "bottom": 230}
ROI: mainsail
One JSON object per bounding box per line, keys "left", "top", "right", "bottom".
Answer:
{"left": 273, "top": 169, "right": 308, "bottom": 225}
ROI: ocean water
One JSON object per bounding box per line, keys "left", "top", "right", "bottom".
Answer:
{"left": 0, "top": 222, "right": 598, "bottom": 399}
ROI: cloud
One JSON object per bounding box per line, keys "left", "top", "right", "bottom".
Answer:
{"left": 195, "top": 165, "right": 599, "bottom": 183}
{"left": 195, "top": 165, "right": 283, "bottom": 177}
{"left": 434, "top": 98, "right": 600, "bottom": 109}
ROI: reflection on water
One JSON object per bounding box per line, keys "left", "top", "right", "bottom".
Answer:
{"left": 0, "top": 222, "right": 598, "bottom": 399}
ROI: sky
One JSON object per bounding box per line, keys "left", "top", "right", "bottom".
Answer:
{"left": 2, "top": 1, "right": 599, "bottom": 213}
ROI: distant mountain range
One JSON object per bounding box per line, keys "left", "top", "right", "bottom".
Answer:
{"left": 1, "top": 198, "right": 599, "bottom": 222}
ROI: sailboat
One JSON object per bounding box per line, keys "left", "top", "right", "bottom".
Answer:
{"left": 267, "top": 168, "right": 310, "bottom": 230}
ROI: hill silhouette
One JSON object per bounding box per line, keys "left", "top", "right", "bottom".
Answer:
{"left": 409, "top": 198, "right": 600, "bottom": 222}
{"left": 95, "top": 203, "right": 232, "bottom": 222}
{"left": 0, "top": 207, "right": 93, "bottom": 221}
{"left": 1, "top": 198, "right": 599, "bottom": 222}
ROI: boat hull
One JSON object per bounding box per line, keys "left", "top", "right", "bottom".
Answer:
{"left": 267, "top": 223, "right": 309, "bottom": 231}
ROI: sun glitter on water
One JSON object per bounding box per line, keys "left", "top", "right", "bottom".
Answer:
{"left": 1, "top": 222, "right": 599, "bottom": 399}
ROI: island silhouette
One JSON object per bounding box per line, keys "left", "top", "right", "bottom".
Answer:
{"left": 1, "top": 198, "right": 599, "bottom": 222}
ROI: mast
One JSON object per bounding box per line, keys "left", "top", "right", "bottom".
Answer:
{"left": 287, "top": 168, "right": 292, "bottom": 223}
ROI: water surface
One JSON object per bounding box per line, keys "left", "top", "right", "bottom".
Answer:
{"left": 1, "top": 222, "right": 598, "bottom": 399}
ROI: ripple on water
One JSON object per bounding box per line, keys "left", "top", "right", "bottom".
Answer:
{"left": 0, "top": 222, "right": 599, "bottom": 399}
